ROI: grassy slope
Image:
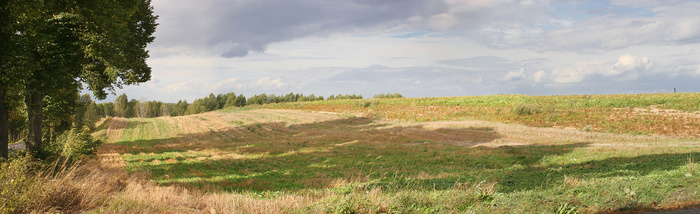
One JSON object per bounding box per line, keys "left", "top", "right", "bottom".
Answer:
{"left": 267, "top": 93, "right": 700, "bottom": 137}
{"left": 90, "top": 93, "right": 700, "bottom": 213}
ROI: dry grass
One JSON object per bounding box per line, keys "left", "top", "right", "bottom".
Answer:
{"left": 101, "top": 109, "right": 695, "bottom": 191}
{"left": 267, "top": 94, "right": 700, "bottom": 137}
{"left": 108, "top": 118, "right": 128, "bottom": 142}
{"left": 76, "top": 103, "right": 700, "bottom": 213}
{"left": 2, "top": 157, "right": 329, "bottom": 213}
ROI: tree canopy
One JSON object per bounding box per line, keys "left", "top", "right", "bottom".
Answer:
{"left": 0, "top": 0, "right": 158, "bottom": 157}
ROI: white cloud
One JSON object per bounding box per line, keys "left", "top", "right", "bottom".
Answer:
{"left": 550, "top": 61, "right": 602, "bottom": 83}
{"left": 533, "top": 70, "right": 547, "bottom": 83}
{"left": 610, "top": 54, "right": 652, "bottom": 76}
{"left": 610, "top": 0, "right": 684, "bottom": 8}
{"left": 208, "top": 78, "right": 242, "bottom": 92}
{"left": 426, "top": 13, "right": 459, "bottom": 30}
{"left": 164, "top": 82, "right": 193, "bottom": 94}
{"left": 150, "top": 0, "right": 449, "bottom": 57}
{"left": 502, "top": 68, "right": 527, "bottom": 81}
{"left": 544, "top": 55, "right": 654, "bottom": 83}
{"left": 101, "top": 1, "right": 700, "bottom": 102}
{"left": 481, "top": 1, "right": 700, "bottom": 52}
{"left": 255, "top": 77, "right": 287, "bottom": 89}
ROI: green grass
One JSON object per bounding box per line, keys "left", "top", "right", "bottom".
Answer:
{"left": 266, "top": 93, "right": 700, "bottom": 136}
{"left": 98, "top": 94, "right": 700, "bottom": 213}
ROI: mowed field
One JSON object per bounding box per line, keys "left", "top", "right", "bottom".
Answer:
{"left": 93, "top": 94, "right": 700, "bottom": 213}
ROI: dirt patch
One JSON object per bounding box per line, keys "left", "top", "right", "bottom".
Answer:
{"left": 386, "top": 119, "right": 669, "bottom": 148}
{"left": 633, "top": 105, "right": 700, "bottom": 118}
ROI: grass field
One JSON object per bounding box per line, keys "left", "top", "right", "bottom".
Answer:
{"left": 88, "top": 93, "right": 700, "bottom": 213}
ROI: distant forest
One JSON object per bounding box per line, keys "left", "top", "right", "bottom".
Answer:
{"left": 102, "top": 92, "right": 367, "bottom": 118}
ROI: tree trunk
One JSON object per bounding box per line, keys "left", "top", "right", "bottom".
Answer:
{"left": 1, "top": 0, "right": 10, "bottom": 159}
{"left": 25, "top": 86, "right": 43, "bottom": 153}
{"left": 0, "top": 83, "right": 8, "bottom": 159}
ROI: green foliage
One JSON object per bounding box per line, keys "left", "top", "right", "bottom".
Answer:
{"left": 44, "top": 126, "right": 102, "bottom": 161}
{"left": 353, "top": 100, "right": 380, "bottom": 108}
{"left": 555, "top": 202, "right": 579, "bottom": 214}
{"left": 6, "top": 90, "right": 26, "bottom": 143}
{"left": 73, "top": 93, "right": 101, "bottom": 130}
{"left": 373, "top": 93, "right": 404, "bottom": 99}
{"left": 113, "top": 93, "right": 130, "bottom": 117}
{"left": 170, "top": 100, "right": 188, "bottom": 116}
{"left": 512, "top": 104, "right": 543, "bottom": 116}
{"left": 42, "top": 87, "right": 81, "bottom": 137}
{"left": 327, "top": 94, "right": 363, "bottom": 100}
{"left": 105, "top": 91, "right": 364, "bottom": 118}
{"left": 0, "top": 155, "right": 42, "bottom": 214}
{"left": 98, "top": 102, "right": 114, "bottom": 117}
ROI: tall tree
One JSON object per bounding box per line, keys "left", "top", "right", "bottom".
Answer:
{"left": 18, "top": 0, "right": 157, "bottom": 152}
{"left": 0, "top": 0, "right": 8, "bottom": 159}
{"left": 113, "top": 93, "right": 129, "bottom": 118}
{"left": 82, "top": 101, "right": 100, "bottom": 129}
{"left": 99, "top": 102, "right": 114, "bottom": 117}
{"left": 0, "top": 0, "right": 32, "bottom": 158}
{"left": 0, "top": 80, "right": 6, "bottom": 159}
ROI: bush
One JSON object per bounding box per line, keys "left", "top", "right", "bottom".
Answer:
{"left": 354, "top": 100, "right": 380, "bottom": 108}
{"left": 44, "top": 126, "right": 102, "bottom": 161}
{"left": 373, "top": 93, "right": 404, "bottom": 99}
{"left": 0, "top": 155, "right": 43, "bottom": 214}
{"left": 512, "top": 104, "right": 543, "bottom": 116}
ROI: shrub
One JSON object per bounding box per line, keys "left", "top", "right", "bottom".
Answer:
{"left": 373, "top": 93, "right": 404, "bottom": 99}
{"left": 0, "top": 155, "right": 43, "bottom": 214}
{"left": 512, "top": 104, "right": 543, "bottom": 116}
{"left": 353, "top": 100, "right": 380, "bottom": 108}
{"left": 44, "top": 126, "right": 102, "bottom": 161}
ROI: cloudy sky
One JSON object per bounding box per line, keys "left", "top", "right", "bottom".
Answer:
{"left": 106, "top": 0, "right": 700, "bottom": 102}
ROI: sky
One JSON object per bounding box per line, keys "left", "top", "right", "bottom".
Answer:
{"left": 103, "top": 0, "right": 700, "bottom": 103}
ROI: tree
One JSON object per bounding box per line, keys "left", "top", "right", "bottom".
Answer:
{"left": 159, "top": 103, "right": 170, "bottom": 117}
{"left": 16, "top": 0, "right": 157, "bottom": 153}
{"left": 171, "top": 100, "right": 188, "bottom": 116}
{"left": 0, "top": 0, "right": 9, "bottom": 159}
{"left": 99, "top": 102, "right": 114, "bottom": 117}
{"left": 1, "top": 0, "right": 34, "bottom": 158}
{"left": 126, "top": 99, "right": 137, "bottom": 118}
{"left": 42, "top": 87, "right": 80, "bottom": 142}
{"left": 135, "top": 99, "right": 149, "bottom": 118}
{"left": 82, "top": 101, "right": 101, "bottom": 130}
{"left": 113, "top": 93, "right": 129, "bottom": 118}
{"left": 204, "top": 93, "right": 217, "bottom": 111}
{"left": 73, "top": 94, "right": 92, "bottom": 128}
{"left": 148, "top": 101, "right": 162, "bottom": 118}
{"left": 234, "top": 95, "right": 246, "bottom": 107}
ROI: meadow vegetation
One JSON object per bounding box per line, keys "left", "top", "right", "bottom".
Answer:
{"left": 3, "top": 93, "right": 699, "bottom": 213}
{"left": 268, "top": 93, "right": 700, "bottom": 137}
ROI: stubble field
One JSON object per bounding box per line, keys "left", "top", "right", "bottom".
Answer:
{"left": 91, "top": 93, "right": 700, "bottom": 213}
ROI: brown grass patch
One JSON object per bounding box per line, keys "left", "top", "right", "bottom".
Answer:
{"left": 105, "top": 117, "right": 129, "bottom": 143}
{"left": 563, "top": 174, "right": 581, "bottom": 188}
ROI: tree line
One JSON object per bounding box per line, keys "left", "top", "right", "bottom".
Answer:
{"left": 103, "top": 92, "right": 375, "bottom": 118}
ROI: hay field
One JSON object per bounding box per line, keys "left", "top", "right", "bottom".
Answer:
{"left": 89, "top": 94, "right": 700, "bottom": 213}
